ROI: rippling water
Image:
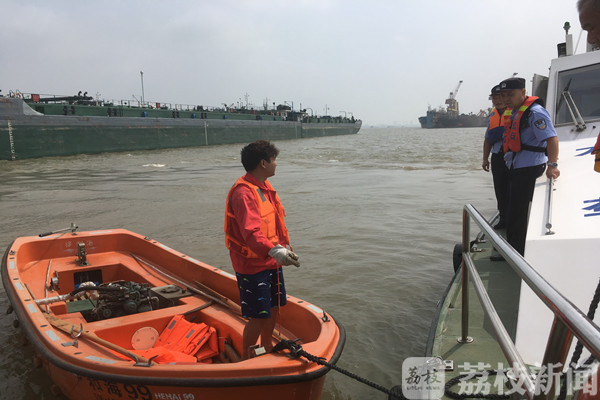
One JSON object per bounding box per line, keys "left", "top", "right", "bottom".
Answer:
{"left": 0, "top": 127, "right": 496, "bottom": 399}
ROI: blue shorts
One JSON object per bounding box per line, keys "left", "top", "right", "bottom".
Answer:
{"left": 235, "top": 269, "right": 286, "bottom": 319}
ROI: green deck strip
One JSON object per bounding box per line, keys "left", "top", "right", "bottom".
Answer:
{"left": 429, "top": 233, "right": 525, "bottom": 398}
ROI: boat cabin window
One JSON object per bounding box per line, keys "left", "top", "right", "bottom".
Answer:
{"left": 555, "top": 63, "right": 600, "bottom": 125}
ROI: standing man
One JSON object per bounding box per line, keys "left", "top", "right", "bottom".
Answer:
{"left": 482, "top": 85, "right": 510, "bottom": 229}
{"left": 500, "top": 77, "right": 560, "bottom": 256}
{"left": 225, "top": 140, "right": 300, "bottom": 360}
{"left": 578, "top": 0, "right": 600, "bottom": 47}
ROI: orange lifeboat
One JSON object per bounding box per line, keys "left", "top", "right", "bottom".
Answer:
{"left": 2, "top": 228, "right": 344, "bottom": 400}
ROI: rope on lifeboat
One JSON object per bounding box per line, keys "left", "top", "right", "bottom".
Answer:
{"left": 272, "top": 339, "right": 406, "bottom": 399}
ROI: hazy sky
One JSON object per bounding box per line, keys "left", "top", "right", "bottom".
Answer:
{"left": 3, "top": 0, "right": 587, "bottom": 126}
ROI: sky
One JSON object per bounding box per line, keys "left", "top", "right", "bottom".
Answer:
{"left": 2, "top": 0, "right": 588, "bottom": 126}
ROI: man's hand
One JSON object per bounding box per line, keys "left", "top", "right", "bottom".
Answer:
{"left": 545, "top": 137, "right": 560, "bottom": 180}
{"left": 482, "top": 159, "right": 490, "bottom": 172}
{"left": 268, "top": 245, "right": 300, "bottom": 267}
{"left": 546, "top": 165, "right": 560, "bottom": 180}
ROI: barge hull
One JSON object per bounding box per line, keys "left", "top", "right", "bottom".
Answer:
{"left": 0, "top": 98, "right": 361, "bottom": 160}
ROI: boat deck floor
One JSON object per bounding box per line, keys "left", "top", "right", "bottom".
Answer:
{"left": 430, "top": 231, "right": 525, "bottom": 397}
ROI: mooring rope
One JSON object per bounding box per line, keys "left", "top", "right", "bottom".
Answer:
{"left": 273, "top": 339, "right": 520, "bottom": 400}
{"left": 443, "top": 370, "right": 510, "bottom": 400}
{"left": 272, "top": 339, "right": 406, "bottom": 399}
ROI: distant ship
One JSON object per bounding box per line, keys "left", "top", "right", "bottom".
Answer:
{"left": 418, "top": 80, "right": 489, "bottom": 129}
{"left": 0, "top": 91, "right": 361, "bottom": 161}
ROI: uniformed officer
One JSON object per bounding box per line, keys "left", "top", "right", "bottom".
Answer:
{"left": 500, "top": 77, "right": 560, "bottom": 256}
{"left": 482, "top": 85, "right": 510, "bottom": 229}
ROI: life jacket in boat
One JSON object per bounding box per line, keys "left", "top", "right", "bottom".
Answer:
{"left": 126, "top": 315, "right": 219, "bottom": 363}
{"left": 154, "top": 315, "right": 218, "bottom": 362}
{"left": 133, "top": 346, "right": 197, "bottom": 364}
{"left": 487, "top": 107, "right": 507, "bottom": 145}
{"left": 593, "top": 132, "right": 600, "bottom": 173}
{"left": 224, "top": 177, "right": 290, "bottom": 258}
{"left": 503, "top": 96, "right": 547, "bottom": 154}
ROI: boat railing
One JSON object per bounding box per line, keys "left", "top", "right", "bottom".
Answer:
{"left": 545, "top": 178, "right": 555, "bottom": 235}
{"left": 460, "top": 203, "right": 600, "bottom": 400}
{"left": 13, "top": 92, "right": 226, "bottom": 113}
{"left": 11, "top": 91, "right": 357, "bottom": 122}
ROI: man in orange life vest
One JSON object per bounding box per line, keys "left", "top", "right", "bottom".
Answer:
{"left": 500, "top": 77, "right": 560, "bottom": 256}
{"left": 225, "top": 140, "right": 300, "bottom": 360}
{"left": 482, "top": 84, "right": 510, "bottom": 229}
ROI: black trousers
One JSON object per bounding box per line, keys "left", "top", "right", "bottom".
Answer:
{"left": 506, "top": 164, "right": 546, "bottom": 256}
{"left": 491, "top": 152, "right": 509, "bottom": 223}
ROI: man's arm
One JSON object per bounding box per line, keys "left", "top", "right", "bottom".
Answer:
{"left": 482, "top": 138, "right": 491, "bottom": 171}
{"left": 545, "top": 136, "right": 560, "bottom": 179}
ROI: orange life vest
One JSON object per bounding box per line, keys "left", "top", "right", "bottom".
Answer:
{"left": 503, "top": 96, "right": 546, "bottom": 154}
{"left": 488, "top": 107, "right": 502, "bottom": 128}
{"left": 224, "top": 177, "right": 290, "bottom": 258}
{"left": 123, "top": 315, "right": 219, "bottom": 364}
{"left": 486, "top": 107, "right": 509, "bottom": 144}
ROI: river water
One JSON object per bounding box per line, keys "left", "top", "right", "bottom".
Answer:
{"left": 0, "top": 127, "right": 496, "bottom": 400}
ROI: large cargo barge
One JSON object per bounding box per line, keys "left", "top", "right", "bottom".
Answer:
{"left": 418, "top": 109, "right": 488, "bottom": 129}
{"left": 0, "top": 92, "right": 361, "bottom": 160}
{"left": 418, "top": 80, "right": 488, "bottom": 129}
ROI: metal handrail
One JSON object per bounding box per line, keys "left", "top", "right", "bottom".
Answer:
{"left": 462, "top": 252, "right": 536, "bottom": 397}
{"left": 545, "top": 178, "right": 555, "bottom": 235}
{"left": 460, "top": 204, "right": 600, "bottom": 400}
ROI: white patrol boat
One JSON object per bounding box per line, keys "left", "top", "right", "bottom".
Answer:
{"left": 425, "top": 23, "right": 600, "bottom": 400}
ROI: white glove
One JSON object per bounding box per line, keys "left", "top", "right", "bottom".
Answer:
{"left": 268, "top": 244, "right": 300, "bottom": 267}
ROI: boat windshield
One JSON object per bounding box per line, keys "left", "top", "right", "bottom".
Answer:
{"left": 555, "top": 63, "right": 600, "bottom": 125}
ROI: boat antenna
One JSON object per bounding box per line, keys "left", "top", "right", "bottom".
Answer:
{"left": 564, "top": 22, "right": 574, "bottom": 56}
{"left": 140, "top": 70, "right": 145, "bottom": 106}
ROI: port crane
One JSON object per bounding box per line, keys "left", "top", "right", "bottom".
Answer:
{"left": 445, "top": 80, "right": 463, "bottom": 116}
